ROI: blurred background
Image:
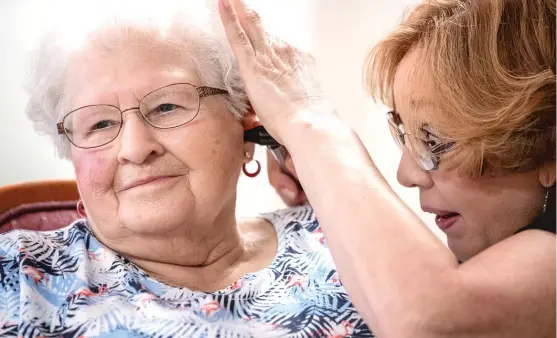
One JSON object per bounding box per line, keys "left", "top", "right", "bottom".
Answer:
{"left": 0, "top": 0, "right": 443, "bottom": 239}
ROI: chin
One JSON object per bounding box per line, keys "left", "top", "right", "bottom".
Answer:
{"left": 117, "top": 198, "right": 192, "bottom": 235}
{"left": 447, "top": 237, "right": 482, "bottom": 262}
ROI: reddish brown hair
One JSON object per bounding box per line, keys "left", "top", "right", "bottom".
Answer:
{"left": 366, "top": 0, "right": 555, "bottom": 176}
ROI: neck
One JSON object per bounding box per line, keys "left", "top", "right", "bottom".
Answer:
{"left": 131, "top": 231, "right": 247, "bottom": 291}
{"left": 134, "top": 205, "right": 248, "bottom": 291}
{"left": 90, "top": 205, "right": 278, "bottom": 292}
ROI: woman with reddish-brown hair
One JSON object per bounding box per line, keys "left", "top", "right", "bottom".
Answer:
{"left": 218, "top": 0, "right": 556, "bottom": 336}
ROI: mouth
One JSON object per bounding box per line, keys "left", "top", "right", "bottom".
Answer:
{"left": 434, "top": 212, "right": 460, "bottom": 231}
{"left": 120, "top": 175, "right": 179, "bottom": 192}
{"left": 422, "top": 207, "right": 461, "bottom": 231}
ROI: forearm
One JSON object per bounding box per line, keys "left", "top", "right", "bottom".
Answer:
{"left": 282, "top": 113, "right": 460, "bottom": 335}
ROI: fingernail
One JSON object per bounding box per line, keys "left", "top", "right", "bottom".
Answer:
{"left": 221, "top": 0, "right": 230, "bottom": 9}
{"left": 280, "top": 188, "right": 296, "bottom": 202}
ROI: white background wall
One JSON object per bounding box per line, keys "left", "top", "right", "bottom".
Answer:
{"left": 0, "top": 0, "right": 442, "bottom": 239}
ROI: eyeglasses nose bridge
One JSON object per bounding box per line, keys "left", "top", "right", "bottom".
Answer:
{"left": 119, "top": 106, "right": 151, "bottom": 125}
{"left": 118, "top": 106, "right": 159, "bottom": 133}
{"left": 120, "top": 106, "right": 141, "bottom": 117}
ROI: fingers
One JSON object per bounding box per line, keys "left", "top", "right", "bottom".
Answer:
{"left": 218, "top": 0, "right": 270, "bottom": 56}
{"left": 234, "top": 1, "right": 269, "bottom": 52}
{"left": 282, "top": 154, "right": 308, "bottom": 206}
{"left": 280, "top": 175, "right": 308, "bottom": 207}
{"left": 266, "top": 148, "right": 284, "bottom": 186}
{"left": 266, "top": 149, "right": 305, "bottom": 206}
{"left": 218, "top": 0, "right": 255, "bottom": 66}
{"left": 219, "top": 0, "right": 298, "bottom": 80}
{"left": 284, "top": 155, "right": 298, "bottom": 179}
{"left": 267, "top": 36, "right": 291, "bottom": 71}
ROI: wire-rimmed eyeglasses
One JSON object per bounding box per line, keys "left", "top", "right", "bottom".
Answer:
{"left": 387, "top": 111, "right": 455, "bottom": 171}
{"left": 56, "top": 83, "right": 228, "bottom": 149}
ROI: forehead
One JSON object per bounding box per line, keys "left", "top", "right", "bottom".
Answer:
{"left": 66, "top": 42, "right": 201, "bottom": 108}
{"left": 392, "top": 48, "right": 437, "bottom": 120}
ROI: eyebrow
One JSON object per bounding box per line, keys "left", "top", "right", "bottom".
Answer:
{"left": 421, "top": 124, "right": 442, "bottom": 138}
{"left": 409, "top": 98, "right": 434, "bottom": 109}
{"left": 390, "top": 93, "right": 433, "bottom": 112}
{"left": 390, "top": 111, "right": 442, "bottom": 139}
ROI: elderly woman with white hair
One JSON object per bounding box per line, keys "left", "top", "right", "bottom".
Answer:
{"left": 0, "top": 2, "right": 372, "bottom": 337}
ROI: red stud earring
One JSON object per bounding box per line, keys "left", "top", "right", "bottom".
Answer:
{"left": 242, "top": 152, "right": 261, "bottom": 178}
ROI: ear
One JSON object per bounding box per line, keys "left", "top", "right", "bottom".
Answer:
{"left": 538, "top": 160, "right": 556, "bottom": 187}
{"left": 242, "top": 104, "right": 258, "bottom": 163}
{"left": 242, "top": 104, "right": 260, "bottom": 131}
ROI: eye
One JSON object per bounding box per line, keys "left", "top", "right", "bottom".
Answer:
{"left": 424, "top": 130, "right": 439, "bottom": 142}
{"left": 423, "top": 130, "right": 454, "bottom": 155}
{"left": 430, "top": 141, "right": 455, "bottom": 155}
{"left": 91, "top": 120, "right": 117, "bottom": 131}
{"left": 157, "top": 103, "right": 179, "bottom": 114}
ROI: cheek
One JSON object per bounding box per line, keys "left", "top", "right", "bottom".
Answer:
{"left": 429, "top": 173, "right": 477, "bottom": 213}
{"left": 166, "top": 118, "right": 244, "bottom": 170}
{"left": 208, "top": 125, "right": 244, "bottom": 167}
{"left": 72, "top": 150, "right": 117, "bottom": 196}
{"left": 432, "top": 174, "right": 497, "bottom": 225}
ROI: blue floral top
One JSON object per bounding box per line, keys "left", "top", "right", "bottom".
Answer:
{"left": 0, "top": 205, "right": 373, "bottom": 337}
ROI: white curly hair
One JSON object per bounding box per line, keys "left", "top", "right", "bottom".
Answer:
{"left": 24, "top": 0, "right": 248, "bottom": 159}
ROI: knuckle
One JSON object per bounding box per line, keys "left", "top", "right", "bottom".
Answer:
{"left": 254, "top": 53, "right": 267, "bottom": 64}
{"left": 268, "top": 36, "right": 281, "bottom": 47}
{"left": 252, "top": 60, "right": 264, "bottom": 73}
{"left": 245, "top": 9, "right": 261, "bottom": 25}
{"left": 235, "top": 31, "right": 250, "bottom": 46}
{"left": 278, "top": 45, "right": 291, "bottom": 54}
{"left": 272, "top": 45, "right": 289, "bottom": 59}
{"left": 266, "top": 69, "right": 283, "bottom": 81}
{"left": 254, "top": 58, "right": 273, "bottom": 73}
{"left": 272, "top": 69, "right": 288, "bottom": 82}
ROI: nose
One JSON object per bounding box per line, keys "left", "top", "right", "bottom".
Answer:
{"left": 117, "top": 109, "right": 165, "bottom": 164}
{"left": 397, "top": 147, "right": 434, "bottom": 189}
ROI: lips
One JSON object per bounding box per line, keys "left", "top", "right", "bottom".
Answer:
{"left": 434, "top": 212, "right": 460, "bottom": 231}
{"left": 119, "top": 175, "right": 177, "bottom": 192}
{"left": 422, "top": 207, "right": 461, "bottom": 231}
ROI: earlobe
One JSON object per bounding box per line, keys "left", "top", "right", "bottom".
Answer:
{"left": 242, "top": 142, "right": 256, "bottom": 163}
{"left": 242, "top": 103, "right": 258, "bottom": 162}
{"left": 538, "top": 161, "right": 556, "bottom": 187}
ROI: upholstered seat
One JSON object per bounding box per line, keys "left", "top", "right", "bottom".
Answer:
{"left": 0, "top": 180, "right": 80, "bottom": 233}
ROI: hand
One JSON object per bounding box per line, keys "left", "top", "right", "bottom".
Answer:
{"left": 266, "top": 149, "right": 307, "bottom": 207}
{"left": 217, "top": 0, "right": 333, "bottom": 145}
